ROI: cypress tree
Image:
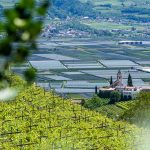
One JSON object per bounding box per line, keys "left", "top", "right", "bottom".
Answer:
{"left": 95, "top": 86, "right": 98, "bottom": 94}
{"left": 127, "top": 73, "right": 133, "bottom": 87}
{"left": 110, "top": 76, "right": 113, "bottom": 85}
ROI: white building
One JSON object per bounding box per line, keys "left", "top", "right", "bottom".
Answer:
{"left": 121, "top": 86, "right": 141, "bottom": 99}
{"left": 118, "top": 41, "right": 143, "bottom": 45}
{"left": 99, "top": 70, "right": 144, "bottom": 100}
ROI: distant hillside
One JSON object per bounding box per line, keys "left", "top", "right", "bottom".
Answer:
{"left": 80, "top": 0, "right": 150, "bottom": 22}
{"left": 1, "top": 0, "right": 150, "bottom": 20}
{"left": 1, "top": 0, "right": 150, "bottom": 38}
{"left": 0, "top": 0, "right": 100, "bottom": 19}
{"left": 48, "top": 0, "right": 100, "bottom": 19}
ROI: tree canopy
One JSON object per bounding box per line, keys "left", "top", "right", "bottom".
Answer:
{"left": 110, "top": 91, "right": 121, "bottom": 104}
{"left": 120, "top": 92, "right": 150, "bottom": 129}
{"left": 84, "top": 94, "right": 110, "bottom": 109}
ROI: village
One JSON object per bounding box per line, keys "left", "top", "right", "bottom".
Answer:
{"left": 42, "top": 17, "right": 150, "bottom": 39}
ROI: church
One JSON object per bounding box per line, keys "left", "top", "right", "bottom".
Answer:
{"left": 99, "top": 70, "right": 141, "bottom": 100}
{"left": 110, "top": 70, "right": 123, "bottom": 88}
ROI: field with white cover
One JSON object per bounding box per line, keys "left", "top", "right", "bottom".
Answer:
{"left": 12, "top": 39, "right": 150, "bottom": 98}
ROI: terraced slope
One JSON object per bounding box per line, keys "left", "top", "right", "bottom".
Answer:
{"left": 97, "top": 100, "right": 136, "bottom": 119}
{"left": 0, "top": 82, "right": 139, "bottom": 149}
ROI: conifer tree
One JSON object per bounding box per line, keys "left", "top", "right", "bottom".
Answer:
{"left": 110, "top": 76, "right": 113, "bottom": 85}
{"left": 95, "top": 85, "right": 98, "bottom": 94}
{"left": 127, "top": 73, "right": 133, "bottom": 87}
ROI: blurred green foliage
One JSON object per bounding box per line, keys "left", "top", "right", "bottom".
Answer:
{"left": 0, "top": 0, "right": 50, "bottom": 84}
{"left": 120, "top": 92, "right": 150, "bottom": 129}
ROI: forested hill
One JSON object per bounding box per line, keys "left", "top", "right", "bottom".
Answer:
{"left": 49, "top": 0, "right": 100, "bottom": 19}
{"left": 1, "top": 0, "right": 150, "bottom": 20}
{"left": 0, "top": 0, "right": 100, "bottom": 19}
{"left": 1, "top": 0, "right": 150, "bottom": 38}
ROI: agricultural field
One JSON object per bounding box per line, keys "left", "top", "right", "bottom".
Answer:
{"left": 5, "top": 1, "right": 150, "bottom": 99}
{"left": 116, "top": 100, "right": 136, "bottom": 110}
{"left": 79, "top": 0, "right": 150, "bottom": 37}
{"left": 80, "top": 0, "right": 150, "bottom": 15}
{"left": 12, "top": 38, "right": 150, "bottom": 99}
{"left": 96, "top": 105, "right": 125, "bottom": 119}
{"left": 97, "top": 100, "right": 137, "bottom": 119}
{"left": 82, "top": 20, "right": 133, "bottom": 30}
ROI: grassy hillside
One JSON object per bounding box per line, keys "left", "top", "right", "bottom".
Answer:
{"left": 0, "top": 76, "right": 140, "bottom": 149}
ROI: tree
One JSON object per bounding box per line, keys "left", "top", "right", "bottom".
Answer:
{"left": 0, "top": 0, "right": 50, "bottom": 85}
{"left": 95, "top": 85, "right": 98, "bottom": 94}
{"left": 99, "top": 89, "right": 111, "bottom": 98}
{"left": 110, "top": 76, "right": 113, "bottom": 86}
{"left": 110, "top": 91, "right": 121, "bottom": 104}
{"left": 127, "top": 73, "right": 133, "bottom": 87}
{"left": 0, "top": 0, "right": 50, "bottom": 100}
{"left": 84, "top": 94, "right": 110, "bottom": 109}
{"left": 120, "top": 92, "right": 150, "bottom": 129}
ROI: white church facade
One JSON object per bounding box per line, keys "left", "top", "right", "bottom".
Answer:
{"left": 99, "top": 70, "right": 142, "bottom": 100}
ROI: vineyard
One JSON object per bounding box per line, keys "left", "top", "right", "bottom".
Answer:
{"left": 96, "top": 105, "right": 125, "bottom": 119}
{"left": 0, "top": 82, "right": 142, "bottom": 149}
{"left": 116, "top": 101, "right": 136, "bottom": 110}
{"left": 97, "top": 100, "right": 137, "bottom": 119}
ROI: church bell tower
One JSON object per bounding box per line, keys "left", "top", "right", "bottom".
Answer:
{"left": 117, "top": 70, "right": 123, "bottom": 86}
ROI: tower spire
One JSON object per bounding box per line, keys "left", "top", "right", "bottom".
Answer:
{"left": 117, "top": 70, "right": 123, "bottom": 86}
